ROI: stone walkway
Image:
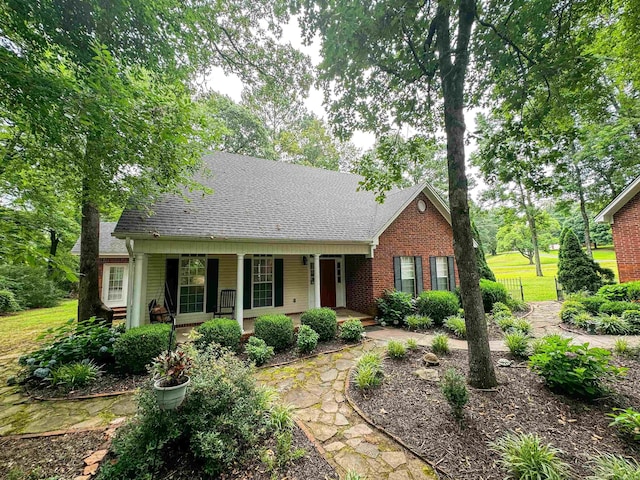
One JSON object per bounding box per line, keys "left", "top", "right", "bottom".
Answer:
{"left": 256, "top": 344, "right": 437, "bottom": 480}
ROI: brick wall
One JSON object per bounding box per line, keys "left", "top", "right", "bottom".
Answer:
{"left": 612, "top": 191, "right": 640, "bottom": 283}
{"left": 345, "top": 192, "right": 456, "bottom": 314}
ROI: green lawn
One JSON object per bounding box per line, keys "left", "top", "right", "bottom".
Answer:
{"left": 0, "top": 300, "right": 77, "bottom": 357}
{"left": 487, "top": 248, "right": 618, "bottom": 302}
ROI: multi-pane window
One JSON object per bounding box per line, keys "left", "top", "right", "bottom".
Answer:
{"left": 400, "top": 257, "right": 416, "bottom": 296}
{"left": 435, "top": 257, "right": 450, "bottom": 291}
{"left": 107, "top": 266, "right": 125, "bottom": 301}
{"left": 310, "top": 260, "right": 315, "bottom": 285}
{"left": 336, "top": 261, "right": 342, "bottom": 284}
{"left": 179, "top": 256, "right": 206, "bottom": 314}
{"left": 253, "top": 255, "right": 273, "bottom": 308}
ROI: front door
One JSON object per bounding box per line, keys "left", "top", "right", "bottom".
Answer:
{"left": 320, "top": 259, "right": 337, "bottom": 308}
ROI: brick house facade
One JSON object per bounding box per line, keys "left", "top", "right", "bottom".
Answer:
{"left": 346, "top": 192, "right": 457, "bottom": 315}
{"left": 596, "top": 176, "right": 640, "bottom": 283}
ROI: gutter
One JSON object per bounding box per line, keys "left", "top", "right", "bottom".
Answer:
{"left": 125, "top": 237, "right": 134, "bottom": 330}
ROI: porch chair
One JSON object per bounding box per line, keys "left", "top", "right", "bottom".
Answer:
{"left": 214, "top": 289, "right": 236, "bottom": 318}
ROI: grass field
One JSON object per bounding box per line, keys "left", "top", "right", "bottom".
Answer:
{"left": 487, "top": 248, "right": 618, "bottom": 302}
{"left": 0, "top": 300, "right": 77, "bottom": 357}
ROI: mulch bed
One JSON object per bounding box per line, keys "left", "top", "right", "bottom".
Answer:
{"left": 403, "top": 319, "right": 505, "bottom": 341}
{"left": 348, "top": 348, "right": 640, "bottom": 480}
{"left": 0, "top": 430, "right": 105, "bottom": 479}
{"left": 24, "top": 372, "right": 148, "bottom": 400}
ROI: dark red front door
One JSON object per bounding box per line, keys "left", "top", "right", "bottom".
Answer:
{"left": 320, "top": 259, "right": 337, "bottom": 308}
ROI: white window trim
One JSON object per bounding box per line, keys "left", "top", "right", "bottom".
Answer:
{"left": 399, "top": 256, "right": 417, "bottom": 296}
{"left": 251, "top": 255, "right": 274, "bottom": 309}
{"left": 435, "top": 256, "right": 450, "bottom": 291}
{"left": 177, "top": 255, "right": 207, "bottom": 315}
{"left": 102, "top": 264, "right": 129, "bottom": 308}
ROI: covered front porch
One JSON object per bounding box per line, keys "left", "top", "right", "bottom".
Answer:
{"left": 124, "top": 237, "right": 376, "bottom": 332}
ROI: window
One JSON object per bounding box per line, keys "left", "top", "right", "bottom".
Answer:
{"left": 310, "top": 260, "right": 315, "bottom": 285}
{"left": 179, "top": 256, "right": 206, "bottom": 314}
{"left": 336, "top": 261, "right": 342, "bottom": 284}
{"left": 400, "top": 257, "right": 416, "bottom": 296}
{"left": 435, "top": 257, "right": 450, "bottom": 291}
{"left": 107, "top": 266, "right": 125, "bottom": 301}
{"left": 253, "top": 255, "right": 273, "bottom": 308}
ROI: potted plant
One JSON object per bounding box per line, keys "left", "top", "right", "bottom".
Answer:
{"left": 148, "top": 348, "right": 193, "bottom": 410}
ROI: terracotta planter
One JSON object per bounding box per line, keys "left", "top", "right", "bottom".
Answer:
{"left": 153, "top": 376, "right": 190, "bottom": 410}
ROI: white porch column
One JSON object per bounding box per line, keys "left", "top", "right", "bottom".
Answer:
{"left": 236, "top": 254, "right": 244, "bottom": 333}
{"left": 314, "top": 254, "right": 321, "bottom": 308}
{"left": 129, "top": 253, "right": 146, "bottom": 329}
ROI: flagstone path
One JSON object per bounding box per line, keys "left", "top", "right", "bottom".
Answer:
{"left": 256, "top": 343, "right": 438, "bottom": 480}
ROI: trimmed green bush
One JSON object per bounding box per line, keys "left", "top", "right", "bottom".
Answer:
{"left": 244, "top": 336, "right": 274, "bottom": 366}
{"left": 254, "top": 315, "right": 294, "bottom": 352}
{"left": 114, "top": 324, "right": 173, "bottom": 374}
{"left": 431, "top": 333, "right": 450, "bottom": 354}
{"left": 405, "top": 315, "right": 433, "bottom": 331}
{"left": 0, "top": 289, "right": 19, "bottom": 313}
{"left": 300, "top": 307, "right": 337, "bottom": 341}
{"left": 440, "top": 368, "right": 468, "bottom": 419}
{"left": 444, "top": 315, "right": 466, "bottom": 339}
{"left": 416, "top": 290, "right": 460, "bottom": 325}
{"left": 340, "top": 318, "right": 364, "bottom": 342}
{"left": 599, "top": 300, "right": 640, "bottom": 316}
{"left": 195, "top": 318, "right": 242, "bottom": 352}
{"left": 296, "top": 324, "right": 319, "bottom": 354}
{"left": 579, "top": 295, "right": 607, "bottom": 315}
{"left": 598, "top": 281, "right": 640, "bottom": 302}
{"left": 529, "top": 336, "right": 626, "bottom": 399}
{"left": 479, "top": 279, "right": 509, "bottom": 312}
{"left": 491, "top": 432, "right": 570, "bottom": 480}
{"left": 386, "top": 340, "right": 407, "bottom": 359}
{"left": 376, "top": 289, "right": 415, "bottom": 326}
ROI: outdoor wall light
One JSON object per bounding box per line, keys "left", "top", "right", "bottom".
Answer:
{"left": 302, "top": 256, "right": 308, "bottom": 265}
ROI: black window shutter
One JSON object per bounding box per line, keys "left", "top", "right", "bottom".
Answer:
{"left": 447, "top": 256, "right": 456, "bottom": 291}
{"left": 205, "top": 258, "right": 219, "bottom": 313}
{"left": 393, "top": 257, "right": 402, "bottom": 290}
{"left": 429, "top": 257, "right": 437, "bottom": 290}
{"left": 164, "top": 258, "right": 179, "bottom": 315}
{"left": 414, "top": 256, "right": 423, "bottom": 295}
{"left": 243, "top": 258, "right": 252, "bottom": 310}
{"left": 274, "top": 258, "right": 284, "bottom": 307}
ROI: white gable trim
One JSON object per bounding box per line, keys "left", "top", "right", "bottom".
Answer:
{"left": 595, "top": 175, "right": 640, "bottom": 224}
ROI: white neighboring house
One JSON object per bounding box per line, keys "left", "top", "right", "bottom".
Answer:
{"left": 71, "top": 222, "right": 130, "bottom": 319}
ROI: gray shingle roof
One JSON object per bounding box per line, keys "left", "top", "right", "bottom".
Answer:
{"left": 114, "top": 152, "right": 444, "bottom": 243}
{"left": 71, "top": 222, "right": 128, "bottom": 255}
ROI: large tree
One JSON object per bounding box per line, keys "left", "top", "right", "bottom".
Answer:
{"left": 1, "top": 0, "right": 309, "bottom": 321}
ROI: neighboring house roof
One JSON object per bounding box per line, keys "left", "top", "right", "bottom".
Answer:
{"left": 114, "top": 152, "right": 451, "bottom": 243}
{"left": 595, "top": 175, "right": 640, "bottom": 224}
{"left": 71, "top": 222, "right": 128, "bottom": 256}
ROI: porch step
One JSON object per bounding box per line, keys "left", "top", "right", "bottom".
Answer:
{"left": 338, "top": 317, "right": 376, "bottom": 327}
{"left": 112, "top": 307, "right": 127, "bottom": 321}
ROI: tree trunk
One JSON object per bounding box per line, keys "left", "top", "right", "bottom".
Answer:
{"left": 78, "top": 187, "right": 113, "bottom": 323}
{"left": 575, "top": 167, "right": 593, "bottom": 258}
{"left": 518, "top": 180, "right": 543, "bottom": 276}
{"left": 437, "top": 0, "right": 497, "bottom": 389}
{"left": 47, "top": 229, "right": 60, "bottom": 275}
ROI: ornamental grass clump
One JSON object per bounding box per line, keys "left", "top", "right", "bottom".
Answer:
{"left": 406, "top": 338, "right": 419, "bottom": 351}
{"left": 560, "top": 300, "right": 586, "bottom": 323}
{"left": 440, "top": 368, "right": 468, "bottom": 419}
{"left": 491, "top": 432, "right": 570, "bottom": 480}
{"left": 296, "top": 324, "right": 319, "bottom": 354}
{"left": 444, "top": 315, "right": 466, "bottom": 339}
{"left": 354, "top": 352, "right": 383, "bottom": 390}
{"left": 431, "top": 333, "right": 450, "bottom": 354}
{"left": 405, "top": 314, "right": 434, "bottom": 331}
{"left": 386, "top": 340, "right": 407, "bottom": 359}
{"left": 504, "top": 330, "right": 530, "bottom": 358}
{"left": 50, "top": 360, "right": 101, "bottom": 390}
{"left": 594, "top": 315, "right": 630, "bottom": 335}
{"left": 513, "top": 318, "right": 533, "bottom": 335}
{"left": 588, "top": 454, "right": 640, "bottom": 480}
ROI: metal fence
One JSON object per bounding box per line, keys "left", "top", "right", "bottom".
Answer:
{"left": 496, "top": 277, "right": 525, "bottom": 302}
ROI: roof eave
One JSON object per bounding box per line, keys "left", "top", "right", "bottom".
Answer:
{"left": 594, "top": 175, "right": 640, "bottom": 225}
{"left": 111, "top": 231, "right": 373, "bottom": 245}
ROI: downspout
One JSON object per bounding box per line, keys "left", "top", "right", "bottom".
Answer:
{"left": 125, "top": 237, "right": 134, "bottom": 330}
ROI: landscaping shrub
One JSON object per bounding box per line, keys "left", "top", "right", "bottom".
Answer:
{"left": 300, "top": 307, "right": 337, "bottom": 341}
{"left": 0, "top": 289, "right": 19, "bottom": 313}
{"left": 354, "top": 352, "right": 383, "bottom": 390}
{"left": 513, "top": 318, "right": 532, "bottom": 335}
{"left": 505, "top": 331, "right": 530, "bottom": 358}
{"left": 479, "top": 279, "right": 509, "bottom": 312}
{"left": 245, "top": 336, "right": 274, "bottom": 366}
{"left": 507, "top": 297, "right": 529, "bottom": 313}
{"left": 571, "top": 312, "right": 594, "bottom": 329}
{"left": 50, "top": 360, "right": 101, "bottom": 390}
{"left": 492, "top": 302, "right": 512, "bottom": 316}
{"left": 386, "top": 340, "right": 407, "bottom": 359}
{"left": 529, "top": 336, "right": 626, "bottom": 399}
{"left": 623, "top": 310, "right": 640, "bottom": 333}
{"left": 113, "top": 324, "right": 173, "bottom": 374}
{"left": 431, "top": 333, "right": 450, "bottom": 354}
{"left": 495, "top": 315, "right": 516, "bottom": 332}
{"left": 19, "top": 317, "right": 122, "bottom": 374}
{"left": 99, "top": 347, "right": 281, "bottom": 478}
{"left": 416, "top": 290, "right": 460, "bottom": 325}
{"left": 560, "top": 300, "right": 586, "bottom": 323}
{"left": 440, "top": 368, "right": 468, "bottom": 419}
{"left": 444, "top": 315, "right": 466, "bottom": 339}
{"left": 588, "top": 454, "right": 640, "bottom": 480}
{"left": 593, "top": 315, "right": 630, "bottom": 335}
{"left": 340, "top": 318, "right": 364, "bottom": 342}
{"left": 296, "top": 324, "right": 319, "bottom": 354}
{"left": 376, "top": 290, "right": 414, "bottom": 326}
{"left": 608, "top": 408, "right": 640, "bottom": 443}
{"left": 580, "top": 295, "right": 607, "bottom": 315}
{"left": 254, "top": 315, "right": 294, "bottom": 352}
{"left": 0, "top": 264, "right": 64, "bottom": 309}
{"left": 558, "top": 228, "right": 615, "bottom": 294}
{"left": 599, "top": 300, "right": 640, "bottom": 316}
{"left": 491, "top": 432, "right": 570, "bottom": 480}
{"left": 598, "top": 281, "right": 640, "bottom": 302}
{"left": 195, "top": 318, "right": 242, "bottom": 351}
{"left": 406, "top": 338, "right": 419, "bottom": 351}
{"left": 405, "top": 314, "right": 433, "bottom": 331}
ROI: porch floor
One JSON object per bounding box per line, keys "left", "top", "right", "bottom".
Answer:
{"left": 176, "top": 308, "right": 373, "bottom": 342}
